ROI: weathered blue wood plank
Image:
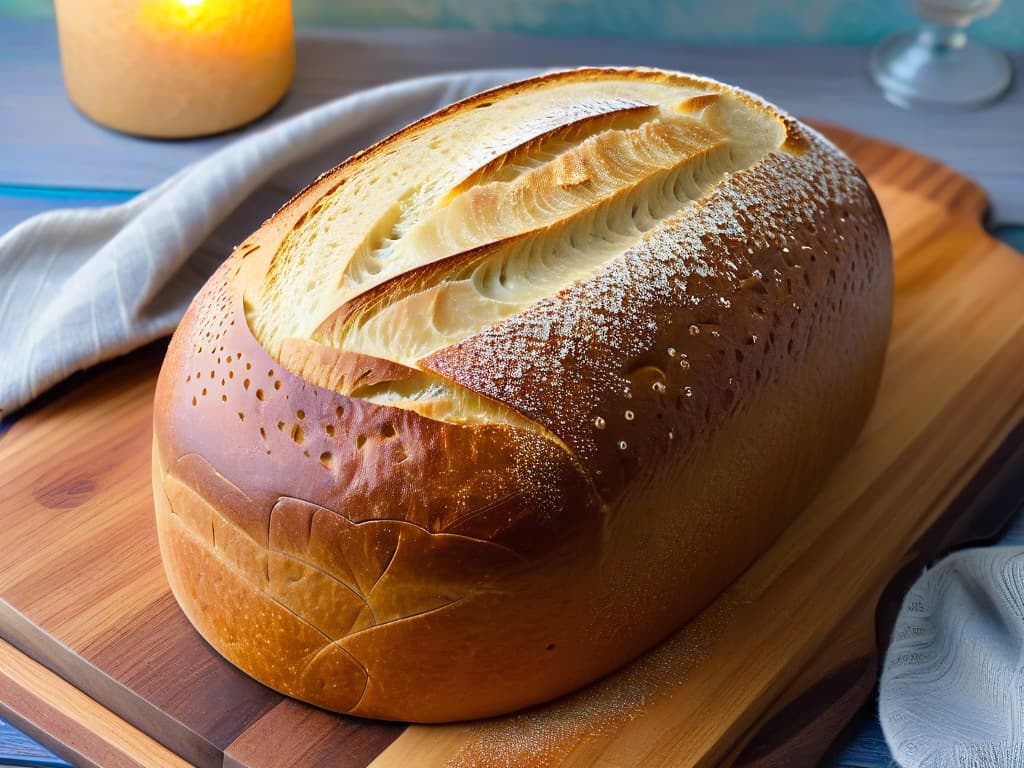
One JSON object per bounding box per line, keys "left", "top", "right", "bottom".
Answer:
{"left": 0, "top": 186, "right": 138, "bottom": 233}
{"left": 0, "top": 19, "right": 1021, "bottom": 226}
{"left": 0, "top": 717, "right": 71, "bottom": 768}
{"left": 831, "top": 709, "right": 902, "bottom": 768}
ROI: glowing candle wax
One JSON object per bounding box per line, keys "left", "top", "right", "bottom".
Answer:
{"left": 55, "top": 0, "right": 294, "bottom": 138}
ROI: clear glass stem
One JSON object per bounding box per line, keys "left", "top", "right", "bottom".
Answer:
{"left": 918, "top": 24, "right": 968, "bottom": 54}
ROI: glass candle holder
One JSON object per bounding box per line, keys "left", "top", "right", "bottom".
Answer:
{"left": 55, "top": 0, "right": 295, "bottom": 138}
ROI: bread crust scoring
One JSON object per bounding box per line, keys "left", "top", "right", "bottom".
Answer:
{"left": 153, "top": 67, "right": 892, "bottom": 721}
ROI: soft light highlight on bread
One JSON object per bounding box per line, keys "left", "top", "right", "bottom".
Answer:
{"left": 153, "top": 68, "right": 892, "bottom": 722}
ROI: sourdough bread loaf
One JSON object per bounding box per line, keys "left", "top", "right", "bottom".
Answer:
{"left": 152, "top": 68, "right": 892, "bottom": 722}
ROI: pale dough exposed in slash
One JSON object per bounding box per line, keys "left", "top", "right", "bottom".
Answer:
{"left": 242, "top": 72, "right": 865, "bottom": 446}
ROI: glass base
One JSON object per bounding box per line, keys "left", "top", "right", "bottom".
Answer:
{"left": 870, "top": 31, "right": 1013, "bottom": 111}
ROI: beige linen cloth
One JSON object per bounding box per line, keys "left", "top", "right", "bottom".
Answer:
{"left": 1, "top": 69, "right": 1020, "bottom": 768}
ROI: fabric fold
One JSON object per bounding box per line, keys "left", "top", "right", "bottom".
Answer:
{"left": 880, "top": 541, "right": 1024, "bottom": 768}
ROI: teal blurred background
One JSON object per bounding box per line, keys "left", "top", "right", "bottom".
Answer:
{"left": 2, "top": 0, "right": 1022, "bottom": 46}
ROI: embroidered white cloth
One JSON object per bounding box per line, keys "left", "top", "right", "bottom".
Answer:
{"left": 0, "top": 68, "right": 534, "bottom": 417}
{"left": 880, "top": 510, "right": 1024, "bottom": 768}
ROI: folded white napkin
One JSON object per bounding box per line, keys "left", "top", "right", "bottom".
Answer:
{"left": 0, "top": 68, "right": 534, "bottom": 417}
{"left": 881, "top": 515, "right": 1024, "bottom": 768}
{"left": 2, "top": 67, "right": 1020, "bottom": 768}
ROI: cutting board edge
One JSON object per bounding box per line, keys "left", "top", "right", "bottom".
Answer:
{"left": 0, "top": 597, "right": 222, "bottom": 768}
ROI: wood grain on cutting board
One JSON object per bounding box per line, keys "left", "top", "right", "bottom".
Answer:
{"left": 1, "top": 125, "right": 1022, "bottom": 768}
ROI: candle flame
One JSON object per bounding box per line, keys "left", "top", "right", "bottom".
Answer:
{"left": 139, "top": 0, "right": 243, "bottom": 33}
{"left": 171, "top": 0, "right": 207, "bottom": 26}
{"left": 135, "top": 0, "right": 293, "bottom": 58}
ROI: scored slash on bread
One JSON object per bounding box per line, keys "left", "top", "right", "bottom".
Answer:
{"left": 251, "top": 74, "right": 786, "bottom": 426}
{"left": 153, "top": 68, "right": 892, "bottom": 722}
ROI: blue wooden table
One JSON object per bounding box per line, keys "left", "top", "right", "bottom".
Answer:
{"left": 1, "top": 15, "right": 1021, "bottom": 768}
{"left": 0, "top": 717, "right": 69, "bottom": 768}
{"left": 0, "top": 720, "right": 68, "bottom": 768}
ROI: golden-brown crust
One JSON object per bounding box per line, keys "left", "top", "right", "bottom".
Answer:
{"left": 153, "top": 67, "right": 892, "bottom": 722}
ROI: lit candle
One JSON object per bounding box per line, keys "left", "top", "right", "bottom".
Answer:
{"left": 55, "top": 0, "right": 294, "bottom": 138}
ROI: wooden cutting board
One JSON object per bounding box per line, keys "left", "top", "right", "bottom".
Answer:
{"left": 1, "top": 124, "right": 1023, "bottom": 768}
